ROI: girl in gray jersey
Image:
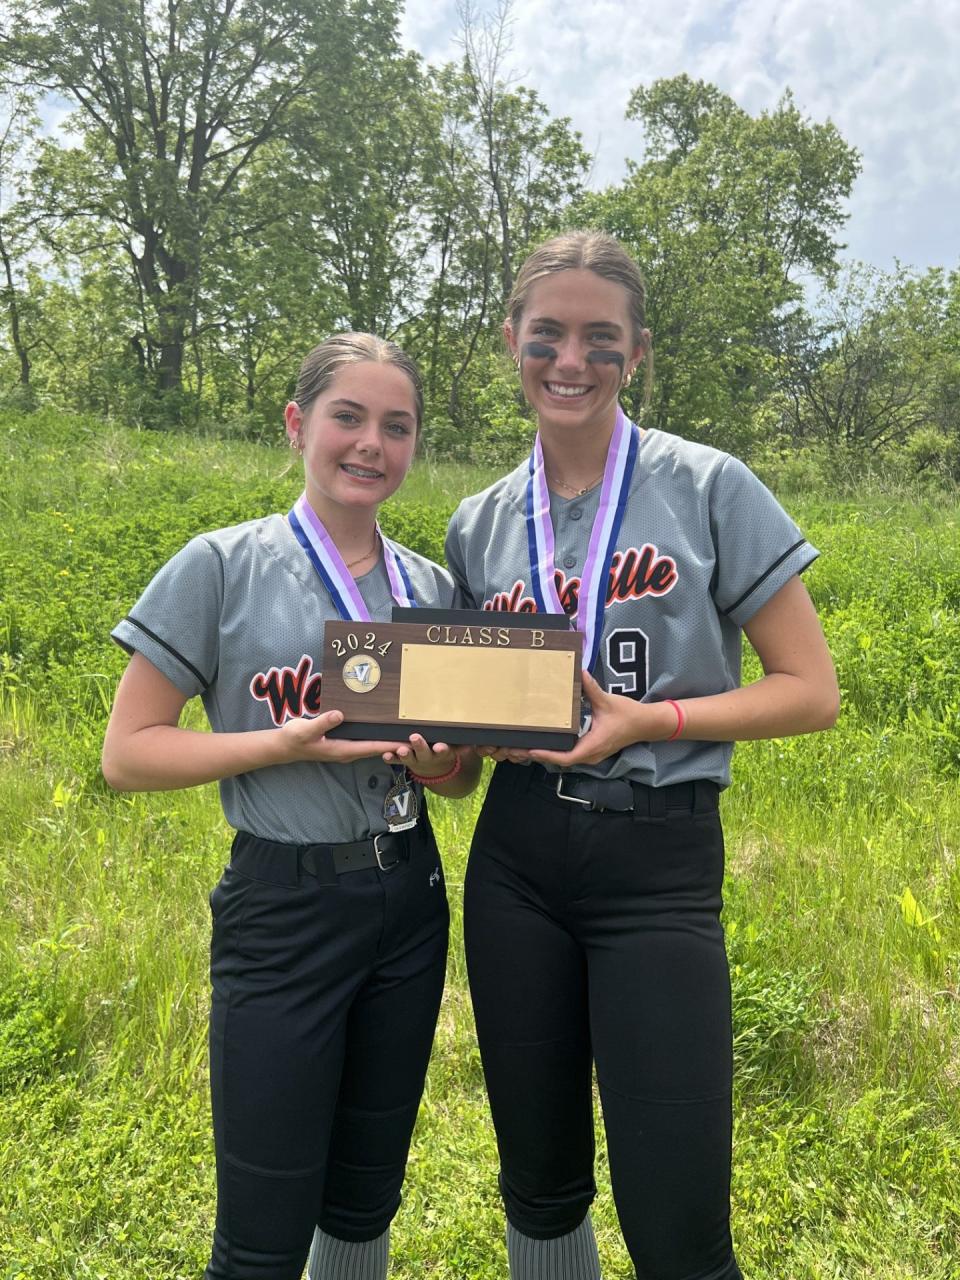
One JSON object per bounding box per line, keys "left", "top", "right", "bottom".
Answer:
{"left": 103, "top": 333, "right": 480, "bottom": 1280}
{"left": 445, "top": 233, "right": 839, "bottom": 1280}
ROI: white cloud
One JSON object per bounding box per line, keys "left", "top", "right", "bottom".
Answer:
{"left": 402, "top": 0, "right": 960, "bottom": 272}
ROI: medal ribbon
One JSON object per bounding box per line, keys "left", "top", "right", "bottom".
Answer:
{"left": 289, "top": 494, "right": 417, "bottom": 810}
{"left": 288, "top": 492, "right": 417, "bottom": 620}
{"left": 525, "top": 406, "right": 640, "bottom": 673}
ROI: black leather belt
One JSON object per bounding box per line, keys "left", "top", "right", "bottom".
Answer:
{"left": 230, "top": 828, "right": 412, "bottom": 887}
{"left": 307, "top": 832, "right": 406, "bottom": 874}
{"left": 512, "top": 764, "right": 718, "bottom": 819}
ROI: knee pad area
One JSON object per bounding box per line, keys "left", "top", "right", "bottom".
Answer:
{"left": 317, "top": 1098, "right": 418, "bottom": 1240}
{"left": 500, "top": 1169, "right": 597, "bottom": 1240}
{"left": 204, "top": 1225, "right": 310, "bottom": 1280}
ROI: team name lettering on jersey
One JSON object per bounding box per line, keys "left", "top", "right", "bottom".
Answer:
{"left": 483, "top": 544, "right": 678, "bottom": 616}
{"left": 250, "top": 654, "right": 323, "bottom": 725}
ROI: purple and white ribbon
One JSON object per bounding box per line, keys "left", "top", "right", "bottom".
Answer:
{"left": 525, "top": 407, "right": 640, "bottom": 673}
{"left": 288, "top": 492, "right": 417, "bottom": 620}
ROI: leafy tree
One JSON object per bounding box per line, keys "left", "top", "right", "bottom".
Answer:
{"left": 282, "top": 32, "right": 433, "bottom": 338}
{"left": 408, "top": 1, "right": 590, "bottom": 443}
{"left": 187, "top": 17, "right": 436, "bottom": 427}
{"left": 780, "top": 263, "right": 956, "bottom": 456}
{"left": 0, "top": 87, "right": 42, "bottom": 397}
{"left": 452, "top": 0, "right": 588, "bottom": 300}
{"left": 1, "top": 0, "right": 392, "bottom": 418}
{"left": 930, "top": 268, "right": 960, "bottom": 443}
{"left": 579, "top": 75, "right": 860, "bottom": 451}
{"left": 181, "top": 140, "right": 341, "bottom": 428}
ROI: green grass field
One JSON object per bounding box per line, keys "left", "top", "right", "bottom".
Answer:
{"left": 1, "top": 411, "right": 958, "bottom": 1278}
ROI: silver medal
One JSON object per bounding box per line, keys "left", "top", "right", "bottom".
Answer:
{"left": 383, "top": 776, "right": 419, "bottom": 832}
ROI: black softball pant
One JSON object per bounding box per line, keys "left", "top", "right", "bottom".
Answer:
{"left": 203, "top": 822, "right": 448, "bottom": 1280}
{"left": 464, "top": 763, "right": 743, "bottom": 1280}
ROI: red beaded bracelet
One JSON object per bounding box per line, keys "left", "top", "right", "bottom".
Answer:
{"left": 408, "top": 753, "right": 463, "bottom": 786}
{"left": 664, "top": 699, "right": 685, "bottom": 742}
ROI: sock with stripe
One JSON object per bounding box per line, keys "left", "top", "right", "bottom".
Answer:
{"left": 306, "top": 1226, "right": 389, "bottom": 1280}
{"left": 506, "top": 1215, "right": 601, "bottom": 1280}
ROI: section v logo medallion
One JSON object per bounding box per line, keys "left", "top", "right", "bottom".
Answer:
{"left": 342, "top": 653, "right": 382, "bottom": 693}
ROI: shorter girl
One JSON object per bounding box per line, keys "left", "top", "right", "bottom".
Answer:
{"left": 103, "top": 333, "right": 479, "bottom": 1280}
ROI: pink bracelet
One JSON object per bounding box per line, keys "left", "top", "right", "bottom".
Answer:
{"left": 664, "top": 699, "right": 685, "bottom": 742}
{"left": 408, "top": 753, "right": 463, "bottom": 786}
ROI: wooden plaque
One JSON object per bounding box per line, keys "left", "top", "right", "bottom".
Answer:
{"left": 324, "top": 610, "right": 581, "bottom": 748}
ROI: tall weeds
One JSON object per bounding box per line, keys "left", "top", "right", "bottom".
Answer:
{"left": 2, "top": 413, "right": 958, "bottom": 1277}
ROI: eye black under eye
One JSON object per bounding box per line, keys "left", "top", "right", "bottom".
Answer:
{"left": 523, "top": 341, "right": 558, "bottom": 361}
{"left": 586, "top": 350, "right": 625, "bottom": 369}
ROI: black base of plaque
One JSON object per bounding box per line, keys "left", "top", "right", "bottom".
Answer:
{"left": 327, "top": 722, "right": 577, "bottom": 750}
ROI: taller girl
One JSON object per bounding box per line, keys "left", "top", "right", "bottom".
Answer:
{"left": 445, "top": 233, "right": 839, "bottom": 1279}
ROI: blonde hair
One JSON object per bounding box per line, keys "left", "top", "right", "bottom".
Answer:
{"left": 507, "top": 231, "right": 654, "bottom": 407}
{"left": 293, "top": 332, "right": 424, "bottom": 431}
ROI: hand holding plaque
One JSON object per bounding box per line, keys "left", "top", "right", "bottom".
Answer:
{"left": 324, "top": 608, "right": 582, "bottom": 749}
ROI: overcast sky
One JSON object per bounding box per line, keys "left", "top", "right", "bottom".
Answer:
{"left": 402, "top": 0, "right": 959, "bottom": 276}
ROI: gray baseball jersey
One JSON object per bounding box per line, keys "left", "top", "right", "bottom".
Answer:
{"left": 111, "top": 513, "right": 456, "bottom": 843}
{"left": 445, "top": 428, "right": 818, "bottom": 788}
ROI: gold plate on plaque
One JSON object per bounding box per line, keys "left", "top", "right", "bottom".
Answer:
{"left": 398, "top": 644, "right": 575, "bottom": 728}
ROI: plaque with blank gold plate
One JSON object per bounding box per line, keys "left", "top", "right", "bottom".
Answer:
{"left": 324, "top": 608, "right": 582, "bottom": 748}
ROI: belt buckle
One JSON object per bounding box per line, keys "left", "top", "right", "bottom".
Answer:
{"left": 374, "top": 832, "right": 401, "bottom": 872}
{"left": 555, "top": 774, "right": 594, "bottom": 809}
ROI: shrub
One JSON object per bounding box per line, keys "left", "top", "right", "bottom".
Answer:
{"left": 903, "top": 427, "right": 960, "bottom": 480}
{"left": 0, "top": 968, "right": 72, "bottom": 1090}
{"left": 379, "top": 500, "right": 452, "bottom": 566}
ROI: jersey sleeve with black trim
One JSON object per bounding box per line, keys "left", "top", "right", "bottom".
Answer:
{"left": 445, "top": 431, "right": 819, "bottom": 789}
{"left": 708, "top": 455, "right": 816, "bottom": 626}
{"left": 112, "top": 535, "right": 223, "bottom": 698}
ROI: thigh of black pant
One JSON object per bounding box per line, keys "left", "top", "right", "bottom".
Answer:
{"left": 464, "top": 774, "right": 595, "bottom": 1236}
{"left": 208, "top": 864, "right": 383, "bottom": 1274}
{"left": 579, "top": 809, "right": 736, "bottom": 1279}
{"left": 320, "top": 842, "right": 449, "bottom": 1241}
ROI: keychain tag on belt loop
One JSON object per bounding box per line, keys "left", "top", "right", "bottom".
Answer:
{"left": 383, "top": 765, "right": 419, "bottom": 832}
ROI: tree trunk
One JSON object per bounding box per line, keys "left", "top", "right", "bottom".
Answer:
{"left": 134, "top": 226, "right": 192, "bottom": 408}
{"left": 156, "top": 339, "right": 184, "bottom": 394}
{"left": 0, "top": 235, "right": 31, "bottom": 386}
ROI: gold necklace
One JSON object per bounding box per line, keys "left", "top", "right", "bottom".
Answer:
{"left": 344, "top": 533, "right": 380, "bottom": 570}
{"left": 547, "top": 470, "right": 605, "bottom": 497}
